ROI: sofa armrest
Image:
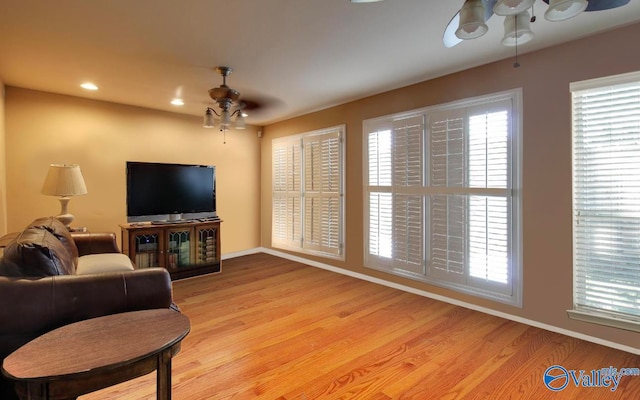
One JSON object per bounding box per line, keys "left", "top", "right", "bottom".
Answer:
{"left": 71, "top": 232, "right": 120, "bottom": 255}
{"left": 0, "top": 268, "right": 173, "bottom": 359}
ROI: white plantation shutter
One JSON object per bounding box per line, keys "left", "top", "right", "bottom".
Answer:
{"left": 367, "top": 125, "right": 393, "bottom": 261}
{"left": 365, "top": 116, "right": 424, "bottom": 274}
{"left": 392, "top": 116, "right": 424, "bottom": 275}
{"left": 570, "top": 72, "right": 640, "bottom": 328}
{"left": 303, "top": 130, "right": 342, "bottom": 255}
{"left": 365, "top": 90, "right": 521, "bottom": 305}
{"left": 428, "top": 110, "right": 467, "bottom": 282}
{"left": 272, "top": 126, "right": 344, "bottom": 259}
{"left": 426, "top": 104, "right": 512, "bottom": 294}
{"left": 272, "top": 138, "right": 302, "bottom": 248}
{"left": 466, "top": 104, "right": 511, "bottom": 290}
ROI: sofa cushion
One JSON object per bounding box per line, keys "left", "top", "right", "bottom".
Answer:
{"left": 27, "top": 216, "right": 79, "bottom": 267}
{"left": 0, "top": 228, "right": 76, "bottom": 277}
{"left": 76, "top": 253, "right": 134, "bottom": 275}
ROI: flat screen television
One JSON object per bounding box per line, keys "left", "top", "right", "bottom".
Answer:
{"left": 126, "top": 161, "right": 217, "bottom": 223}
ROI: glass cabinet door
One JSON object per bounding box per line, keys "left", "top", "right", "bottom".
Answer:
{"left": 132, "top": 230, "right": 162, "bottom": 268}
{"left": 167, "top": 229, "right": 192, "bottom": 269}
{"left": 196, "top": 225, "right": 219, "bottom": 264}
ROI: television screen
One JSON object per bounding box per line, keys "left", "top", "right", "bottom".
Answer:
{"left": 126, "top": 162, "right": 216, "bottom": 222}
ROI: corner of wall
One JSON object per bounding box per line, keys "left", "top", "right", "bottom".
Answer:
{"left": 0, "top": 81, "right": 7, "bottom": 235}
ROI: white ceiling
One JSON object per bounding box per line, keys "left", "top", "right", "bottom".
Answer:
{"left": 1, "top": 0, "right": 639, "bottom": 126}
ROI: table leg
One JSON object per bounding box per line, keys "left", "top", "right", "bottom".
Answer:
{"left": 157, "top": 349, "right": 172, "bottom": 400}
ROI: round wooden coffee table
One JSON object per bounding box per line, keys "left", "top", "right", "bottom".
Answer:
{"left": 2, "top": 309, "right": 190, "bottom": 400}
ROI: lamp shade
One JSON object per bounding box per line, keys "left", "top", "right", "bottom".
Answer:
{"left": 41, "top": 164, "right": 88, "bottom": 197}
{"left": 545, "top": 0, "right": 588, "bottom": 21}
{"left": 494, "top": 0, "right": 536, "bottom": 16}
{"left": 456, "top": 0, "right": 488, "bottom": 40}
{"left": 501, "top": 11, "right": 534, "bottom": 46}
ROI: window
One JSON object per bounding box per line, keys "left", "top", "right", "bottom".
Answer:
{"left": 272, "top": 125, "right": 345, "bottom": 259}
{"left": 364, "top": 90, "right": 522, "bottom": 305}
{"left": 569, "top": 71, "right": 640, "bottom": 331}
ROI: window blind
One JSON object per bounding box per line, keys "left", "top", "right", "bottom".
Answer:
{"left": 571, "top": 72, "right": 640, "bottom": 325}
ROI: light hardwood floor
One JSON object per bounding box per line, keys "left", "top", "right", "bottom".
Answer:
{"left": 81, "top": 253, "right": 640, "bottom": 399}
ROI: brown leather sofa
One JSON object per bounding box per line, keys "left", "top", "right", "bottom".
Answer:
{"left": 0, "top": 217, "right": 174, "bottom": 400}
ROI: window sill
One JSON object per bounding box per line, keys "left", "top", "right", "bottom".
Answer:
{"left": 567, "top": 309, "right": 640, "bottom": 333}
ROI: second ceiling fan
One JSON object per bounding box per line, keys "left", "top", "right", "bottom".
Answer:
{"left": 443, "top": 0, "right": 631, "bottom": 48}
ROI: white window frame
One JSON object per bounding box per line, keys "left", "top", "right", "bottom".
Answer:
{"left": 272, "top": 125, "right": 345, "bottom": 260}
{"left": 568, "top": 71, "right": 640, "bottom": 332}
{"left": 363, "top": 89, "right": 523, "bottom": 306}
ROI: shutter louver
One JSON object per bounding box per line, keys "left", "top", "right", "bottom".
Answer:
{"left": 429, "top": 195, "right": 466, "bottom": 282}
{"left": 468, "top": 196, "right": 509, "bottom": 285}
{"left": 572, "top": 76, "right": 640, "bottom": 322}
{"left": 393, "top": 194, "right": 423, "bottom": 274}
{"left": 369, "top": 129, "right": 392, "bottom": 187}
{"left": 430, "top": 111, "right": 465, "bottom": 187}
{"left": 393, "top": 117, "right": 423, "bottom": 187}
{"left": 369, "top": 192, "right": 393, "bottom": 259}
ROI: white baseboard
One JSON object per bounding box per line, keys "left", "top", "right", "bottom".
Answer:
{"left": 221, "top": 248, "right": 262, "bottom": 260}
{"left": 226, "top": 247, "right": 639, "bottom": 356}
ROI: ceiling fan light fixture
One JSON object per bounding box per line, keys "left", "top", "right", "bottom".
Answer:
{"left": 501, "top": 10, "right": 534, "bottom": 46}
{"left": 220, "top": 110, "right": 232, "bottom": 127}
{"left": 494, "top": 0, "right": 536, "bottom": 16}
{"left": 203, "top": 108, "right": 216, "bottom": 128}
{"left": 545, "top": 0, "right": 588, "bottom": 21}
{"left": 455, "top": 0, "right": 488, "bottom": 40}
{"left": 234, "top": 113, "right": 246, "bottom": 130}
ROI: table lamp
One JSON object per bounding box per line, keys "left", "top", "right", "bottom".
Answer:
{"left": 41, "top": 164, "right": 88, "bottom": 228}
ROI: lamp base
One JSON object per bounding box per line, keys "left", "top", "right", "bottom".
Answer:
{"left": 56, "top": 197, "right": 74, "bottom": 228}
{"left": 54, "top": 213, "right": 75, "bottom": 228}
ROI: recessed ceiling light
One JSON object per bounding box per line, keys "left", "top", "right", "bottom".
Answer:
{"left": 171, "top": 98, "right": 184, "bottom": 106}
{"left": 80, "top": 82, "right": 98, "bottom": 91}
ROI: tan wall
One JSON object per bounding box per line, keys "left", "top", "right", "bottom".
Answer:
{"left": 261, "top": 23, "right": 640, "bottom": 350}
{"left": 4, "top": 88, "right": 261, "bottom": 254}
{"left": 0, "top": 80, "right": 6, "bottom": 235}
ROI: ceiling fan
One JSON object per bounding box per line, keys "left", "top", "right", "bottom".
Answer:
{"left": 443, "top": 0, "right": 631, "bottom": 48}
{"left": 204, "top": 66, "right": 263, "bottom": 131}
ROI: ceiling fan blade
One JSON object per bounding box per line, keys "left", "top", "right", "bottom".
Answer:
{"left": 238, "top": 99, "right": 261, "bottom": 111}
{"left": 542, "top": 0, "right": 630, "bottom": 11}
{"left": 483, "top": 0, "right": 497, "bottom": 19}
{"left": 443, "top": 0, "right": 497, "bottom": 48}
{"left": 443, "top": 12, "right": 463, "bottom": 48}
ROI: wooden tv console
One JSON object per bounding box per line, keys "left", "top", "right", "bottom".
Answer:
{"left": 120, "top": 219, "right": 221, "bottom": 280}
